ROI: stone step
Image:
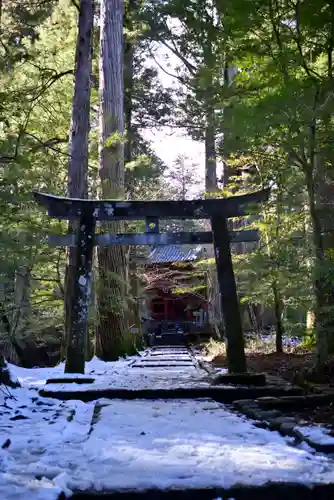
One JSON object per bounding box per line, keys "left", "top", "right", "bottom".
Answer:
{"left": 136, "top": 356, "right": 194, "bottom": 364}
{"left": 141, "top": 356, "right": 194, "bottom": 363}
{"left": 149, "top": 348, "right": 189, "bottom": 350}
{"left": 148, "top": 352, "right": 190, "bottom": 356}
{"left": 131, "top": 366, "right": 195, "bottom": 369}
{"left": 67, "top": 483, "right": 334, "bottom": 500}
{"left": 40, "top": 385, "right": 303, "bottom": 403}
{"left": 131, "top": 363, "right": 195, "bottom": 368}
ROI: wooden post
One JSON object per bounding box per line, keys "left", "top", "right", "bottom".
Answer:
{"left": 65, "top": 211, "right": 95, "bottom": 374}
{"left": 211, "top": 215, "right": 247, "bottom": 373}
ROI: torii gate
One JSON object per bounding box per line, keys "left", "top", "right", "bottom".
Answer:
{"left": 34, "top": 188, "right": 270, "bottom": 375}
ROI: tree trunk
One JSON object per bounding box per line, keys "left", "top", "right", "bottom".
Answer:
{"left": 128, "top": 247, "right": 142, "bottom": 348}
{"left": 305, "top": 164, "right": 328, "bottom": 369}
{"left": 204, "top": 65, "right": 219, "bottom": 331}
{"left": 205, "top": 113, "right": 217, "bottom": 194}
{"left": 12, "top": 266, "right": 31, "bottom": 340}
{"left": 307, "top": 309, "right": 315, "bottom": 331}
{"left": 96, "top": 0, "right": 130, "bottom": 360}
{"left": 124, "top": 0, "right": 135, "bottom": 172}
{"left": 1, "top": 266, "right": 32, "bottom": 367}
{"left": 204, "top": 59, "right": 231, "bottom": 341}
{"left": 272, "top": 281, "right": 284, "bottom": 353}
{"left": 124, "top": 0, "right": 140, "bottom": 346}
{"left": 205, "top": 110, "right": 223, "bottom": 338}
{"left": 248, "top": 303, "right": 261, "bottom": 337}
{"left": 0, "top": 354, "right": 20, "bottom": 387}
{"left": 64, "top": 0, "right": 94, "bottom": 361}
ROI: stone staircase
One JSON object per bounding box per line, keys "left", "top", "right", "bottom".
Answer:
{"left": 46, "top": 345, "right": 334, "bottom": 500}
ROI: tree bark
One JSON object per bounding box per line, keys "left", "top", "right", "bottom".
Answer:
{"left": 305, "top": 163, "right": 328, "bottom": 369}
{"left": 96, "top": 0, "right": 130, "bottom": 360}
{"left": 272, "top": 281, "right": 284, "bottom": 353}
{"left": 304, "top": 88, "right": 328, "bottom": 370}
{"left": 0, "top": 354, "right": 20, "bottom": 387}
{"left": 12, "top": 266, "right": 31, "bottom": 340}
{"left": 203, "top": 62, "right": 221, "bottom": 333}
{"left": 64, "top": 0, "right": 94, "bottom": 360}
{"left": 124, "top": 0, "right": 140, "bottom": 345}
{"left": 205, "top": 109, "right": 223, "bottom": 338}
{"left": 124, "top": 0, "right": 135, "bottom": 172}
{"left": 205, "top": 110, "right": 217, "bottom": 193}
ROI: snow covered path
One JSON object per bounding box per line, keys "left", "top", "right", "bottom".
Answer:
{"left": 1, "top": 347, "right": 334, "bottom": 499}
{"left": 12, "top": 348, "right": 213, "bottom": 393}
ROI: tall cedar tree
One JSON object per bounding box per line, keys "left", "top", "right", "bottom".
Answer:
{"left": 96, "top": 0, "right": 131, "bottom": 359}
{"left": 64, "top": 0, "right": 94, "bottom": 373}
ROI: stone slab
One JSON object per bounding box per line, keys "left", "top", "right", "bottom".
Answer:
{"left": 131, "top": 363, "right": 195, "bottom": 368}
{"left": 40, "top": 385, "right": 305, "bottom": 403}
{"left": 46, "top": 378, "right": 95, "bottom": 385}
{"left": 233, "top": 393, "right": 334, "bottom": 454}
{"left": 211, "top": 372, "right": 266, "bottom": 386}
{"left": 67, "top": 483, "right": 334, "bottom": 500}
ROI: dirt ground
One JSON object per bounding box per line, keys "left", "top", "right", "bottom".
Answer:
{"left": 212, "top": 350, "right": 334, "bottom": 427}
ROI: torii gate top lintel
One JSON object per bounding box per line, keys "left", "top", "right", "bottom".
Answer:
{"left": 33, "top": 188, "right": 270, "bottom": 221}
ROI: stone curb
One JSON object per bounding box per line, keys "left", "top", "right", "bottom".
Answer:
{"left": 233, "top": 396, "right": 334, "bottom": 454}
{"left": 196, "top": 358, "right": 217, "bottom": 375}
{"left": 63, "top": 483, "right": 334, "bottom": 499}
{"left": 211, "top": 371, "right": 267, "bottom": 386}
{"left": 46, "top": 377, "right": 95, "bottom": 385}
{"left": 196, "top": 357, "right": 303, "bottom": 391}
{"left": 39, "top": 385, "right": 304, "bottom": 403}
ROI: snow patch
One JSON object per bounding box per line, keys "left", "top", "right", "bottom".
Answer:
{"left": 295, "top": 426, "right": 334, "bottom": 446}
{"left": 8, "top": 352, "right": 210, "bottom": 393}
{"left": 78, "top": 276, "right": 87, "bottom": 286}
{"left": 2, "top": 397, "right": 334, "bottom": 499}
{"left": 2, "top": 352, "right": 334, "bottom": 499}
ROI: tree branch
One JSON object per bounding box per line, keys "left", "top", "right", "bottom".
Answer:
{"left": 148, "top": 47, "right": 192, "bottom": 90}
{"left": 159, "top": 21, "right": 197, "bottom": 75}
{"left": 294, "top": 0, "right": 322, "bottom": 81}
{"left": 28, "top": 69, "right": 73, "bottom": 103}
{"left": 27, "top": 134, "right": 68, "bottom": 152}
{"left": 71, "top": 0, "right": 80, "bottom": 12}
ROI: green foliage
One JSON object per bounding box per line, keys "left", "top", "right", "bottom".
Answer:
{"left": 0, "top": 2, "right": 73, "bottom": 352}
{"left": 2, "top": 0, "right": 334, "bottom": 367}
{"left": 0, "top": 0, "right": 174, "bottom": 362}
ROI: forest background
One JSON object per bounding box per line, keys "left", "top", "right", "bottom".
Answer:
{"left": 1, "top": 0, "right": 334, "bottom": 374}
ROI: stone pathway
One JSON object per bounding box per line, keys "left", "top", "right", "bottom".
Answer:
{"left": 39, "top": 346, "right": 302, "bottom": 402}
{"left": 3, "top": 346, "right": 334, "bottom": 499}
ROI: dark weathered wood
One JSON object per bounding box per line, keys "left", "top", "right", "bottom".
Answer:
{"left": 65, "top": 211, "right": 95, "bottom": 374}
{"left": 47, "top": 229, "right": 260, "bottom": 247}
{"left": 211, "top": 215, "right": 247, "bottom": 374}
{"left": 33, "top": 188, "right": 270, "bottom": 221}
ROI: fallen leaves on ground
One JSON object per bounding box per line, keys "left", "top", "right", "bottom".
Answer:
{"left": 212, "top": 351, "right": 334, "bottom": 427}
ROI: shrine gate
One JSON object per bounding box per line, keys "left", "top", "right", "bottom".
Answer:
{"left": 34, "top": 188, "right": 270, "bottom": 375}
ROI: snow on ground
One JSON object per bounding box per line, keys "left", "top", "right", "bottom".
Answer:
{"left": 0, "top": 388, "right": 95, "bottom": 500}
{"left": 2, "top": 349, "right": 334, "bottom": 499}
{"left": 82, "top": 399, "right": 334, "bottom": 491}
{"left": 8, "top": 350, "right": 212, "bottom": 393}
{"left": 1, "top": 391, "right": 334, "bottom": 500}
{"left": 7, "top": 356, "right": 131, "bottom": 389}
{"left": 295, "top": 426, "right": 334, "bottom": 447}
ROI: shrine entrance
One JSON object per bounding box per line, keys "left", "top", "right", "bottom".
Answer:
{"left": 34, "top": 188, "right": 269, "bottom": 375}
{"left": 151, "top": 295, "right": 188, "bottom": 322}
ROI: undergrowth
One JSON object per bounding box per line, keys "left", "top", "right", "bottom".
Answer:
{"left": 202, "top": 335, "right": 306, "bottom": 360}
